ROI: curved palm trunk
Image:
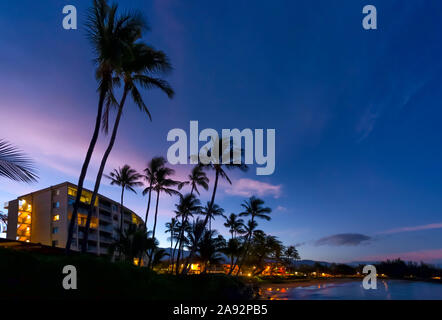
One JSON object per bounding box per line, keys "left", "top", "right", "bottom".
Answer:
{"left": 144, "top": 186, "right": 152, "bottom": 227}
{"left": 182, "top": 173, "right": 219, "bottom": 274}
{"left": 235, "top": 218, "right": 254, "bottom": 276}
{"left": 66, "top": 86, "right": 107, "bottom": 254}
{"left": 81, "top": 87, "right": 129, "bottom": 253}
{"left": 147, "top": 190, "right": 160, "bottom": 269}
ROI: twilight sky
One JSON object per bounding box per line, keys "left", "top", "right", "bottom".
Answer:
{"left": 1, "top": 0, "right": 442, "bottom": 264}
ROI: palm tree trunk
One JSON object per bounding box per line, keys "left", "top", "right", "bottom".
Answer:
{"left": 66, "top": 86, "right": 107, "bottom": 254}
{"left": 119, "top": 187, "right": 125, "bottom": 233}
{"left": 81, "top": 87, "right": 129, "bottom": 253}
{"left": 182, "top": 171, "right": 219, "bottom": 274}
{"left": 174, "top": 215, "right": 185, "bottom": 274}
{"left": 147, "top": 191, "right": 160, "bottom": 269}
{"left": 235, "top": 219, "right": 254, "bottom": 276}
{"left": 152, "top": 191, "right": 160, "bottom": 240}
{"left": 144, "top": 186, "right": 152, "bottom": 227}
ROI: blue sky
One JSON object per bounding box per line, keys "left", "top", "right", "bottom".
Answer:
{"left": 1, "top": 0, "right": 442, "bottom": 263}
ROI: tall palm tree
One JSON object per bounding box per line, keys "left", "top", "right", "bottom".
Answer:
{"left": 0, "top": 140, "right": 38, "bottom": 183}
{"left": 224, "top": 213, "right": 245, "bottom": 240}
{"left": 239, "top": 196, "right": 272, "bottom": 224}
{"left": 222, "top": 238, "right": 242, "bottom": 274}
{"left": 177, "top": 165, "right": 209, "bottom": 196}
{"left": 237, "top": 197, "right": 272, "bottom": 274}
{"left": 234, "top": 219, "right": 259, "bottom": 275}
{"left": 235, "top": 197, "right": 271, "bottom": 275}
{"left": 173, "top": 194, "right": 201, "bottom": 274}
{"left": 83, "top": 42, "right": 174, "bottom": 249}
{"left": 66, "top": 0, "right": 146, "bottom": 253}
{"left": 201, "top": 202, "right": 224, "bottom": 232}
{"left": 184, "top": 138, "right": 247, "bottom": 273}
{"left": 165, "top": 217, "right": 178, "bottom": 269}
{"left": 142, "top": 157, "right": 167, "bottom": 227}
{"left": 104, "top": 165, "right": 142, "bottom": 234}
{"left": 150, "top": 166, "right": 180, "bottom": 241}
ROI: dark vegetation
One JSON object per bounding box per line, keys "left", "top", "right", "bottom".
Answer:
{"left": 0, "top": 248, "right": 253, "bottom": 300}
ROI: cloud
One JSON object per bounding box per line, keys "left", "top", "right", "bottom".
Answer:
{"left": 315, "top": 233, "right": 371, "bottom": 246}
{"left": 223, "top": 178, "right": 282, "bottom": 199}
{"left": 361, "top": 249, "right": 442, "bottom": 263}
{"left": 276, "top": 206, "right": 287, "bottom": 212}
{"left": 379, "top": 222, "right": 442, "bottom": 234}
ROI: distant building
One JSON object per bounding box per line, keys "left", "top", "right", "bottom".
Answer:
{"left": 5, "top": 181, "right": 144, "bottom": 255}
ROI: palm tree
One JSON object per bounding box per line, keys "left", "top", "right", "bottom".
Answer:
{"left": 66, "top": 0, "right": 146, "bottom": 253}
{"left": 108, "top": 224, "right": 155, "bottom": 265}
{"left": 201, "top": 202, "right": 224, "bottom": 232}
{"left": 165, "top": 217, "right": 178, "bottom": 269}
{"left": 239, "top": 196, "right": 272, "bottom": 224}
{"left": 177, "top": 165, "right": 209, "bottom": 196}
{"left": 184, "top": 138, "right": 247, "bottom": 273}
{"left": 104, "top": 165, "right": 142, "bottom": 234}
{"left": 222, "top": 238, "right": 242, "bottom": 274}
{"left": 151, "top": 248, "right": 169, "bottom": 269}
{"left": 223, "top": 213, "right": 245, "bottom": 240}
{"left": 197, "top": 231, "right": 226, "bottom": 273}
{"left": 147, "top": 165, "right": 180, "bottom": 269}
{"left": 83, "top": 42, "right": 174, "bottom": 249}
{"left": 150, "top": 166, "right": 180, "bottom": 241}
{"left": 142, "top": 157, "right": 167, "bottom": 227}
{"left": 235, "top": 198, "right": 271, "bottom": 275}
{"left": 173, "top": 193, "right": 201, "bottom": 274}
{"left": 0, "top": 140, "right": 38, "bottom": 183}
{"left": 235, "top": 219, "right": 259, "bottom": 275}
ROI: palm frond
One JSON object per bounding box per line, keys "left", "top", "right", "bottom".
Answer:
{"left": 0, "top": 140, "right": 38, "bottom": 183}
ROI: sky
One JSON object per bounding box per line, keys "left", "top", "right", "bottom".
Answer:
{"left": 1, "top": 0, "right": 442, "bottom": 264}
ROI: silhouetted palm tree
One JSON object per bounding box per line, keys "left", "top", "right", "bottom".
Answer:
{"left": 0, "top": 140, "right": 38, "bottom": 183}
{"left": 104, "top": 165, "right": 142, "bottom": 234}
{"left": 109, "top": 224, "right": 155, "bottom": 265}
{"left": 235, "top": 219, "right": 259, "bottom": 275}
{"left": 165, "top": 217, "right": 178, "bottom": 268}
{"left": 174, "top": 194, "right": 201, "bottom": 274}
{"left": 222, "top": 238, "right": 242, "bottom": 274}
{"left": 67, "top": 0, "right": 146, "bottom": 253}
{"left": 239, "top": 196, "right": 272, "bottom": 224}
{"left": 151, "top": 248, "right": 169, "bottom": 268}
{"left": 197, "top": 231, "right": 225, "bottom": 273}
{"left": 151, "top": 166, "right": 180, "bottom": 241}
{"left": 178, "top": 165, "right": 209, "bottom": 196}
{"left": 142, "top": 157, "right": 167, "bottom": 227}
{"left": 83, "top": 41, "right": 174, "bottom": 248}
{"left": 201, "top": 202, "right": 224, "bottom": 232}
{"left": 184, "top": 138, "right": 247, "bottom": 273}
{"left": 223, "top": 213, "right": 245, "bottom": 240}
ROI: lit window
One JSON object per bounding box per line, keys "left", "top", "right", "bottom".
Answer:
{"left": 53, "top": 201, "right": 60, "bottom": 209}
{"left": 52, "top": 227, "right": 59, "bottom": 234}
{"left": 53, "top": 214, "right": 60, "bottom": 221}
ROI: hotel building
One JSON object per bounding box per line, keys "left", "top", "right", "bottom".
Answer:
{"left": 5, "top": 182, "right": 144, "bottom": 255}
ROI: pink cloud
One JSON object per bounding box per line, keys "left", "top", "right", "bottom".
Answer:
{"left": 223, "top": 178, "right": 282, "bottom": 199}
{"left": 379, "top": 223, "right": 442, "bottom": 234}
{"left": 361, "top": 249, "right": 442, "bottom": 263}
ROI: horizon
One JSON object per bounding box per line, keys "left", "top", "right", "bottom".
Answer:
{"left": 1, "top": 0, "right": 442, "bottom": 265}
